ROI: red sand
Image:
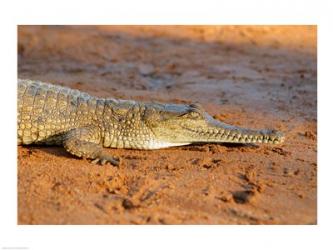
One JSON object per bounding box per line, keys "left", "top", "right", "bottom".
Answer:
{"left": 18, "top": 26, "right": 317, "bottom": 224}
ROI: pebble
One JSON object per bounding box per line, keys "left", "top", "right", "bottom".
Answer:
{"left": 138, "top": 64, "right": 155, "bottom": 76}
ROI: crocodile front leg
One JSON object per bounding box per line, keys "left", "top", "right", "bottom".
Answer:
{"left": 63, "top": 126, "right": 119, "bottom": 166}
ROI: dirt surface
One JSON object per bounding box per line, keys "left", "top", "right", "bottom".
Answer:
{"left": 17, "top": 26, "right": 317, "bottom": 224}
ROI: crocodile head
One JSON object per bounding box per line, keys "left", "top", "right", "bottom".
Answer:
{"left": 143, "top": 103, "right": 285, "bottom": 149}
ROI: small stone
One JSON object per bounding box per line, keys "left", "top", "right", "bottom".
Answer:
{"left": 297, "top": 193, "right": 304, "bottom": 199}
{"left": 138, "top": 64, "right": 155, "bottom": 76}
{"left": 122, "top": 198, "right": 135, "bottom": 209}
{"left": 166, "top": 164, "right": 176, "bottom": 171}
{"left": 232, "top": 190, "right": 256, "bottom": 204}
{"left": 203, "top": 164, "right": 212, "bottom": 169}
{"left": 216, "top": 191, "right": 233, "bottom": 202}
{"left": 283, "top": 167, "right": 293, "bottom": 177}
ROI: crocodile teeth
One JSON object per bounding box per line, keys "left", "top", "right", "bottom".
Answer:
{"left": 239, "top": 137, "right": 246, "bottom": 143}
{"left": 221, "top": 134, "right": 227, "bottom": 140}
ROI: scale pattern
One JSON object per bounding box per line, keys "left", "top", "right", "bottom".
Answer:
{"left": 17, "top": 79, "right": 285, "bottom": 166}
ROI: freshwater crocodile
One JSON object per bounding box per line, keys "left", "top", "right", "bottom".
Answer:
{"left": 18, "top": 79, "right": 285, "bottom": 166}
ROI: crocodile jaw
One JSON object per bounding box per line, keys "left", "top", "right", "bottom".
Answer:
{"left": 186, "top": 115, "right": 285, "bottom": 144}
{"left": 150, "top": 113, "right": 285, "bottom": 146}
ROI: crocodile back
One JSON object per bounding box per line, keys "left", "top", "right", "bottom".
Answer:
{"left": 17, "top": 79, "right": 99, "bottom": 145}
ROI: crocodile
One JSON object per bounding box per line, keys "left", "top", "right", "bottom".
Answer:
{"left": 18, "top": 79, "right": 285, "bottom": 166}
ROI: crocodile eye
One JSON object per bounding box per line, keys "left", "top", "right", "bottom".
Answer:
{"left": 185, "top": 103, "right": 204, "bottom": 119}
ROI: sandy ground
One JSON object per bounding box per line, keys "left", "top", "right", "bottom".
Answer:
{"left": 17, "top": 25, "right": 317, "bottom": 224}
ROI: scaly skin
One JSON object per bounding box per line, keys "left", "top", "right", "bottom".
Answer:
{"left": 17, "top": 79, "right": 285, "bottom": 166}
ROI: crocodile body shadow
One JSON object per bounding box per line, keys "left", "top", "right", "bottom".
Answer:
{"left": 18, "top": 79, "right": 285, "bottom": 166}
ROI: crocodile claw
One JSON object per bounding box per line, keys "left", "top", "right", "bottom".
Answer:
{"left": 91, "top": 154, "right": 119, "bottom": 166}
